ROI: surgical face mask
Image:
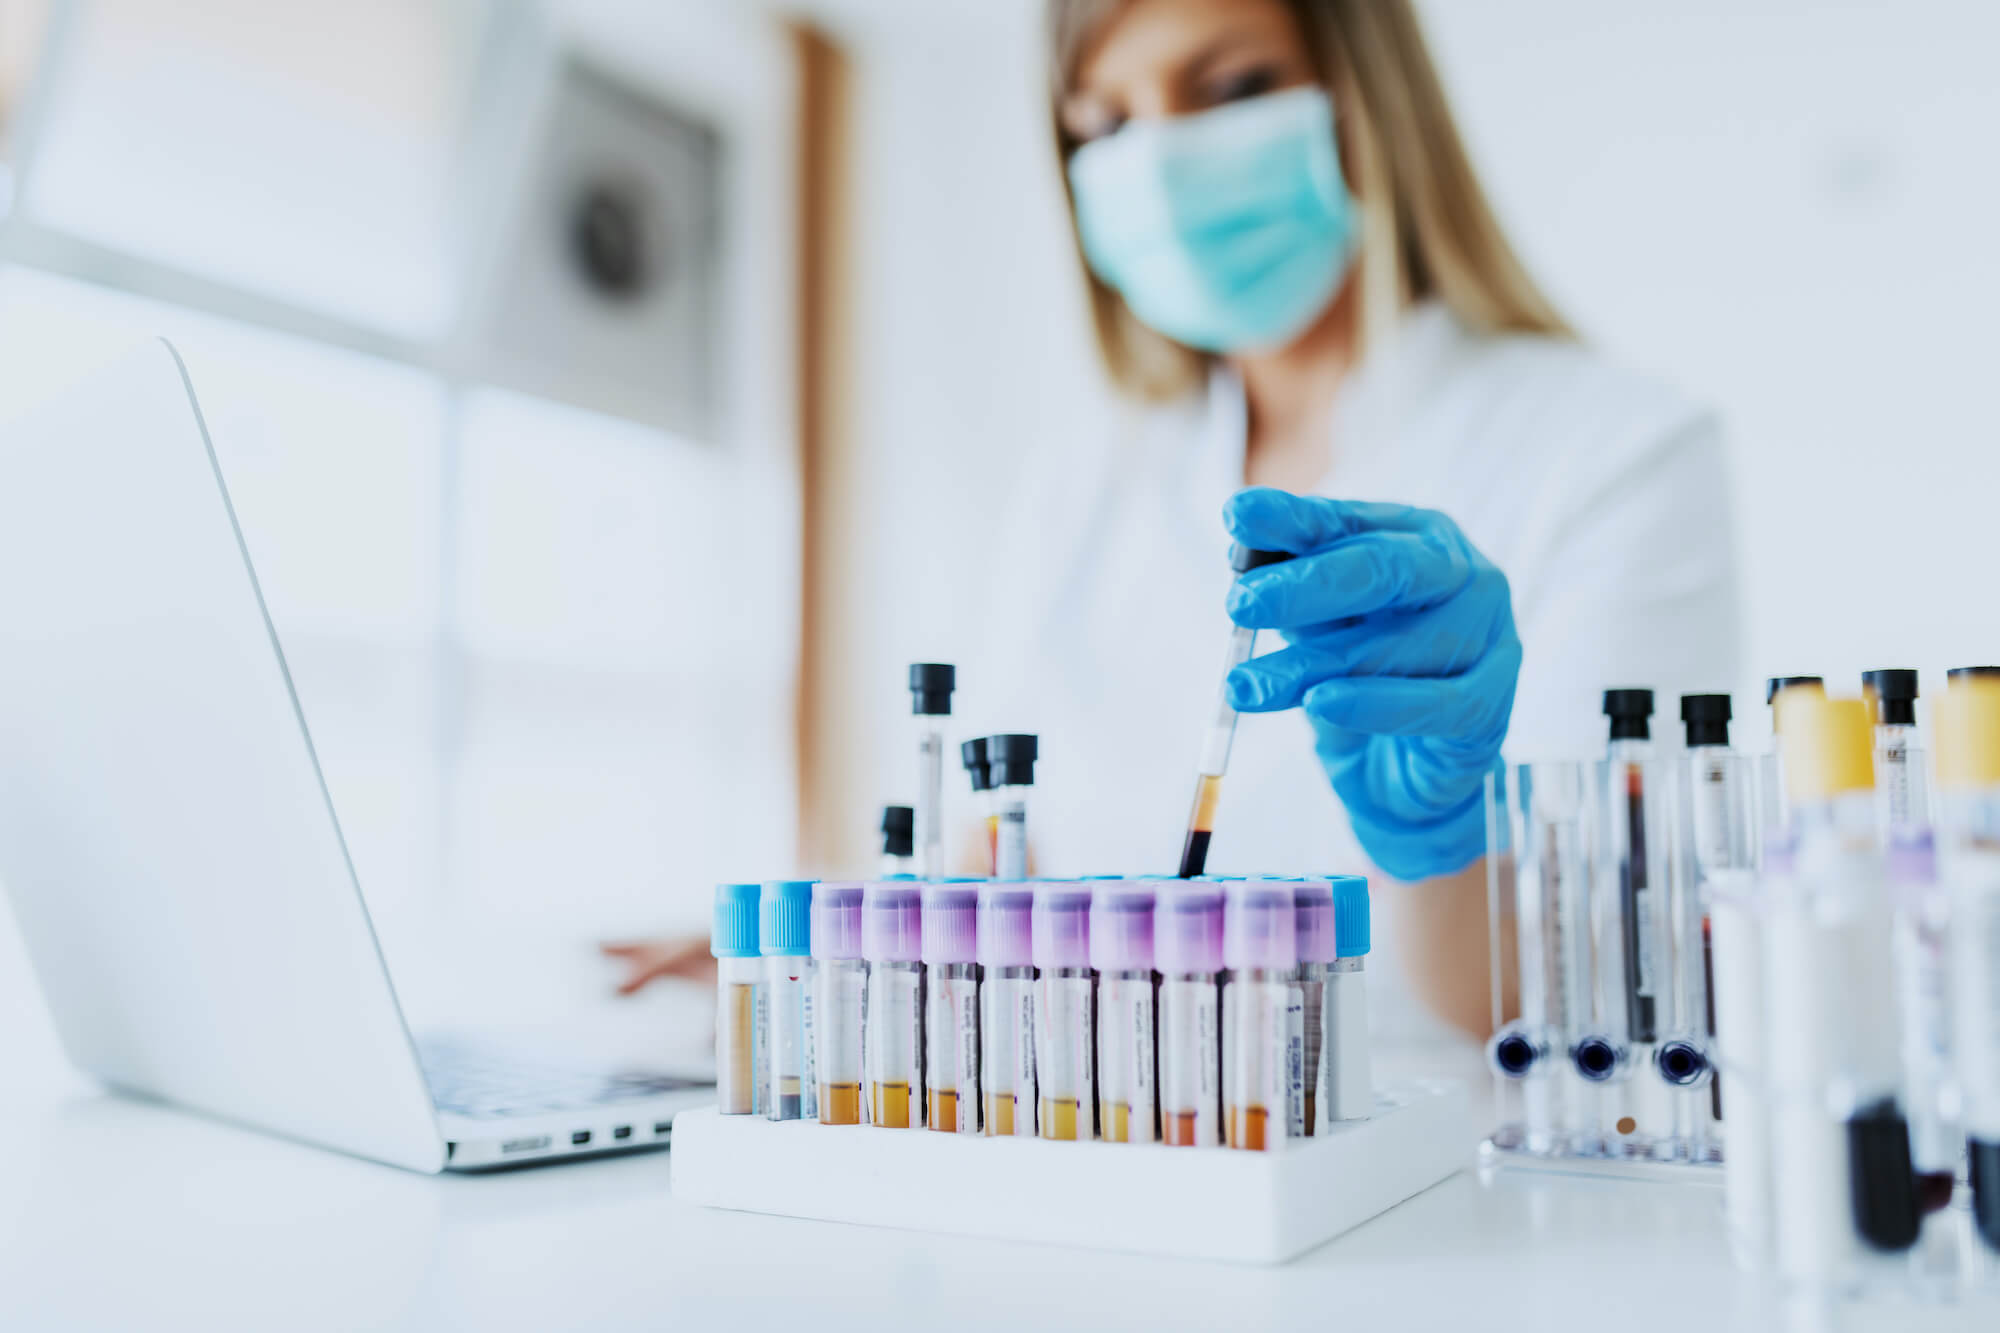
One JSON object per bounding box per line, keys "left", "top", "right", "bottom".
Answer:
{"left": 1068, "top": 86, "right": 1356, "bottom": 355}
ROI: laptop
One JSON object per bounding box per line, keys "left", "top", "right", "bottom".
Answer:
{"left": 0, "top": 340, "right": 713, "bottom": 1171}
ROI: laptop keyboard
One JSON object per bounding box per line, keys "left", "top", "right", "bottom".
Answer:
{"left": 419, "top": 1039, "right": 708, "bottom": 1120}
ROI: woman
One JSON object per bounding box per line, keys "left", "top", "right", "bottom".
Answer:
{"left": 610, "top": 0, "right": 1740, "bottom": 1038}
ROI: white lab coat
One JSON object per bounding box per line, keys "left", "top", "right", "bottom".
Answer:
{"left": 968, "top": 300, "right": 1743, "bottom": 1036}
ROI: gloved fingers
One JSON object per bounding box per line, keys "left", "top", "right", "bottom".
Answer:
{"left": 1299, "top": 636, "right": 1521, "bottom": 739}
{"left": 1223, "top": 487, "right": 1434, "bottom": 555}
{"left": 1224, "top": 608, "right": 1493, "bottom": 711}
{"left": 1228, "top": 528, "right": 1474, "bottom": 629}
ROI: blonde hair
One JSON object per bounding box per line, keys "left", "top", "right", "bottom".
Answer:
{"left": 1047, "top": 0, "right": 1572, "bottom": 401}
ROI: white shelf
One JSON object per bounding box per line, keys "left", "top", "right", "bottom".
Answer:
{"left": 670, "top": 1079, "right": 1471, "bottom": 1265}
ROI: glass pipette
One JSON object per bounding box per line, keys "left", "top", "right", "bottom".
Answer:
{"left": 1177, "top": 543, "right": 1294, "bottom": 878}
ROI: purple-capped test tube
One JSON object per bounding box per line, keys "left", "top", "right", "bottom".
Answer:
{"left": 862, "top": 881, "right": 924, "bottom": 1129}
{"left": 978, "top": 883, "right": 1037, "bottom": 1137}
{"left": 811, "top": 882, "right": 867, "bottom": 1125}
{"left": 1223, "top": 881, "right": 1304, "bottom": 1151}
{"left": 1091, "top": 883, "right": 1158, "bottom": 1144}
{"left": 1291, "top": 879, "right": 1337, "bottom": 1135}
{"left": 1033, "top": 883, "right": 1095, "bottom": 1141}
{"left": 921, "top": 882, "right": 980, "bottom": 1134}
{"left": 1156, "top": 884, "right": 1225, "bottom": 1147}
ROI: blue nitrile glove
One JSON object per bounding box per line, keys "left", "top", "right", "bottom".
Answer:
{"left": 1222, "top": 487, "right": 1521, "bottom": 881}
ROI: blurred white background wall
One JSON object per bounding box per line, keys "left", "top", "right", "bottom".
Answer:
{"left": 804, "top": 0, "right": 2000, "bottom": 861}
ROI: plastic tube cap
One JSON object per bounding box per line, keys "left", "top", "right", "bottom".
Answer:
{"left": 759, "top": 880, "right": 814, "bottom": 956}
{"left": 1291, "top": 879, "right": 1338, "bottom": 964}
{"left": 880, "top": 805, "right": 914, "bottom": 858}
{"left": 1229, "top": 544, "right": 1293, "bottom": 574}
{"left": 1936, "top": 674, "right": 2000, "bottom": 789}
{"left": 961, "top": 737, "right": 992, "bottom": 792}
{"left": 909, "top": 663, "right": 955, "bottom": 716}
{"left": 861, "top": 881, "right": 923, "bottom": 963}
{"left": 988, "top": 734, "right": 1039, "bottom": 787}
{"left": 1862, "top": 668, "right": 1920, "bottom": 727}
{"left": 1154, "top": 884, "right": 1225, "bottom": 974}
{"left": 976, "top": 882, "right": 1036, "bottom": 968}
{"left": 810, "top": 882, "right": 866, "bottom": 961}
{"left": 1765, "top": 675, "right": 1825, "bottom": 707}
{"left": 920, "top": 882, "right": 979, "bottom": 964}
{"left": 1777, "top": 695, "right": 1875, "bottom": 802}
{"left": 1680, "top": 693, "right": 1732, "bottom": 748}
{"left": 1603, "top": 688, "right": 1653, "bottom": 741}
{"left": 710, "top": 883, "right": 761, "bottom": 958}
{"left": 1223, "top": 881, "right": 1297, "bottom": 970}
{"left": 1331, "top": 875, "right": 1371, "bottom": 958}
{"left": 1089, "top": 883, "right": 1156, "bottom": 972}
{"left": 1031, "top": 883, "right": 1093, "bottom": 969}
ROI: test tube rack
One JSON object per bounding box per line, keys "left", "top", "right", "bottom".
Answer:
{"left": 672, "top": 1079, "right": 1469, "bottom": 1265}
{"left": 1481, "top": 758, "right": 1730, "bottom": 1178}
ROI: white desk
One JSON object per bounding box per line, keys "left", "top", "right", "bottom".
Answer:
{"left": 1, "top": 926, "right": 1991, "bottom": 1332}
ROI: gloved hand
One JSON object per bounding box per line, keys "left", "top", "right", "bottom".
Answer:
{"left": 1221, "top": 487, "right": 1521, "bottom": 882}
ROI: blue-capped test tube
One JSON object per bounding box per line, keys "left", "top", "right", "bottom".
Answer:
{"left": 1326, "top": 875, "right": 1373, "bottom": 1122}
{"left": 711, "top": 883, "right": 762, "bottom": 1116}
{"left": 759, "top": 880, "right": 816, "bottom": 1122}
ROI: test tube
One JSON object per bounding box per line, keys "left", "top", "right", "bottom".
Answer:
{"left": 977, "top": 882, "right": 1037, "bottom": 1137}
{"left": 1863, "top": 668, "right": 1929, "bottom": 832}
{"left": 1176, "top": 544, "right": 1295, "bottom": 878}
{"left": 863, "top": 881, "right": 925, "bottom": 1129}
{"left": 1091, "top": 883, "right": 1157, "bottom": 1144}
{"left": 1326, "top": 875, "right": 1374, "bottom": 1122}
{"left": 1935, "top": 670, "right": 2000, "bottom": 1255}
{"left": 1712, "top": 832, "right": 1777, "bottom": 1270}
{"left": 1759, "top": 675, "right": 1826, "bottom": 855}
{"left": 880, "top": 805, "right": 915, "bottom": 877}
{"left": 810, "top": 881, "right": 867, "bottom": 1125}
{"left": 990, "top": 735, "right": 1038, "bottom": 881}
{"left": 1033, "top": 883, "right": 1095, "bottom": 1141}
{"left": 1292, "top": 880, "right": 1336, "bottom": 1134}
{"left": 1155, "top": 884, "right": 1224, "bottom": 1147}
{"left": 711, "top": 882, "right": 762, "bottom": 1116}
{"left": 1487, "top": 762, "right": 1588, "bottom": 1156}
{"left": 1223, "top": 882, "right": 1303, "bottom": 1149}
{"left": 1766, "top": 695, "right": 1919, "bottom": 1290}
{"left": 909, "top": 664, "right": 955, "bottom": 878}
{"left": 921, "top": 881, "right": 980, "bottom": 1134}
{"left": 1604, "top": 690, "right": 1664, "bottom": 1047}
{"left": 962, "top": 738, "right": 996, "bottom": 876}
{"left": 1883, "top": 831, "right": 1962, "bottom": 1286}
{"left": 759, "top": 880, "right": 817, "bottom": 1122}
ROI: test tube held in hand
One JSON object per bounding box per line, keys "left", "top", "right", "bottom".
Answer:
{"left": 978, "top": 883, "right": 1037, "bottom": 1137}
{"left": 1177, "top": 545, "right": 1294, "bottom": 878}
{"left": 711, "top": 883, "right": 763, "bottom": 1116}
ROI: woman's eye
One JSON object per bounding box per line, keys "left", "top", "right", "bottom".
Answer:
{"left": 1064, "top": 102, "right": 1127, "bottom": 145}
{"left": 1206, "top": 67, "right": 1280, "bottom": 105}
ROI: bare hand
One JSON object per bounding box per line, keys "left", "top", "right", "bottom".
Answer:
{"left": 599, "top": 935, "right": 716, "bottom": 995}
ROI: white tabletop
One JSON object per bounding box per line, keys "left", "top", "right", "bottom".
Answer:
{"left": 1, "top": 918, "right": 1991, "bottom": 1332}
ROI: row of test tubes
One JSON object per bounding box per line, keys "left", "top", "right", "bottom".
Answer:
{"left": 1487, "top": 671, "right": 2000, "bottom": 1299}
{"left": 709, "top": 875, "right": 1374, "bottom": 1149}
{"left": 1484, "top": 688, "right": 1740, "bottom": 1166}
